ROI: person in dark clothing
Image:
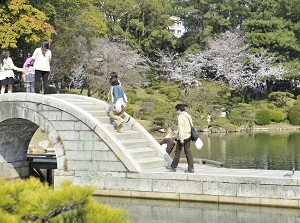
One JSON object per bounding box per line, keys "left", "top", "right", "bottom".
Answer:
{"left": 160, "top": 138, "right": 176, "bottom": 155}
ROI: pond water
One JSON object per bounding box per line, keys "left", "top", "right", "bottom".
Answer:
{"left": 94, "top": 196, "right": 300, "bottom": 223}
{"left": 188, "top": 131, "right": 300, "bottom": 170}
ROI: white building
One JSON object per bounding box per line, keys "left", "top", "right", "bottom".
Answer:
{"left": 168, "top": 16, "right": 185, "bottom": 38}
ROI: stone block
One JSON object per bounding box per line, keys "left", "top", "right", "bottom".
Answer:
{"left": 97, "top": 161, "right": 127, "bottom": 172}
{"left": 51, "top": 120, "right": 75, "bottom": 130}
{"left": 91, "top": 150, "right": 118, "bottom": 161}
{"left": 92, "top": 140, "right": 109, "bottom": 151}
{"left": 260, "top": 198, "right": 299, "bottom": 208}
{"left": 67, "top": 160, "right": 97, "bottom": 171}
{"left": 152, "top": 179, "right": 180, "bottom": 193}
{"left": 79, "top": 141, "right": 94, "bottom": 150}
{"left": 74, "top": 121, "right": 90, "bottom": 130}
{"left": 80, "top": 131, "right": 97, "bottom": 141}
{"left": 72, "top": 175, "right": 105, "bottom": 188}
{"left": 66, "top": 150, "right": 92, "bottom": 161}
{"left": 203, "top": 181, "right": 237, "bottom": 196}
{"left": 40, "top": 110, "right": 62, "bottom": 120}
{"left": 281, "top": 185, "right": 300, "bottom": 199}
{"left": 132, "top": 191, "right": 180, "bottom": 200}
{"left": 237, "top": 183, "right": 282, "bottom": 198}
{"left": 178, "top": 180, "right": 202, "bottom": 194}
{"left": 63, "top": 141, "right": 81, "bottom": 150}
{"left": 61, "top": 112, "right": 77, "bottom": 121}
{"left": 57, "top": 130, "right": 80, "bottom": 140}
{"left": 219, "top": 195, "right": 261, "bottom": 205}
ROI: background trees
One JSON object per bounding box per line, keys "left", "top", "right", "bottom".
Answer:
{"left": 0, "top": 0, "right": 299, "bottom": 105}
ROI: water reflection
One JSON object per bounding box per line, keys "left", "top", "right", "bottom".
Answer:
{"left": 190, "top": 131, "right": 300, "bottom": 170}
{"left": 94, "top": 196, "right": 300, "bottom": 223}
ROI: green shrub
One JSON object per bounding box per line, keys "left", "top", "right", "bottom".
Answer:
{"left": 269, "top": 110, "right": 285, "bottom": 123}
{"left": 288, "top": 105, "right": 300, "bottom": 125}
{"left": 126, "top": 92, "right": 139, "bottom": 104}
{"left": 228, "top": 106, "right": 255, "bottom": 126}
{"left": 0, "top": 178, "right": 131, "bottom": 223}
{"left": 158, "top": 87, "right": 168, "bottom": 94}
{"left": 166, "top": 88, "right": 180, "bottom": 101}
{"left": 268, "top": 92, "right": 294, "bottom": 107}
{"left": 231, "top": 97, "right": 241, "bottom": 104}
{"left": 255, "top": 109, "right": 271, "bottom": 125}
{"left": 145, "top": 88, "right": 154, "bottom": 94}
{"left": 294, "top": 100, "right": 300, "bottom": 106}
{"left": 268, "top": 91, "right": 294, "bottom": 101}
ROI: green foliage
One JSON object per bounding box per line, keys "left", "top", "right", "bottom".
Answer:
{"left": 255, "top": 109, "right": 272, "bottom": 125}
{"left": 294, "top": 100, "right": 300, "bottom": 106}
{"left": 288, "top": 105, "right": 300, "bottom": 125}
{"left": 231, "top": 97, "right": 242, "bottom": 104}
{"left": 229, "top": 106, "right": 255, "bottom": 126}
{"left": 158, "top": 87, "right": 168, "bottom": 94}
{"left": 0, "top": 0, "right": 56, "bottom": 49}
{"left": 145, "top": 88, "right": 155, "bottom": 94}
{"left": 0, "top": 178, "right": 131, "bottom": 223}
{"left": 162, "top": 88, "right": 180, "bottom": 101}
{"left": 149, "top": 101, "right": 176, "bottom": 128}
{"left": 157, "top": 87, "right": 180, "bottom": 101}
{"left": 145, "top": 69, "right": 159, "bottom": 87}
{"left": 269, "top": 110, "right": 285, "bottom": 122}
{"left": 126, "top": 92, "right": 139, "bottom": 104}
{"left": 268, "top": 91, "right": 294, "bottom": 107}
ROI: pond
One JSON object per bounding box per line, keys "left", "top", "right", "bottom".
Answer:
{"left": 189, "top": 130, "right": 300, "bottom": 170}
{"left": 94, "top": 196, "right": 300, "bottom": 223}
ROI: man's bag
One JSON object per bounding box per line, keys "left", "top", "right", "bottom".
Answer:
{"left": 191, "top": 127, "right": 199, "bottom": 141}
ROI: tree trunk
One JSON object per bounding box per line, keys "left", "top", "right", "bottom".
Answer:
{"left": 266, "top": 80, "right": 273, "bottom": 94}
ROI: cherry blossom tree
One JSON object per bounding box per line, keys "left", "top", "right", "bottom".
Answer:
{"left": 167, "top": 32, "right": 289, "bottom": 102}
{"left": 69, "top": 37, "right": 150, "bottom": 97}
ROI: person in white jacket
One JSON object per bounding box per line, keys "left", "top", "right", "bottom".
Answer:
{"left": 32, "top": 40, "right": 51, "bottom": 94}
{"left": 0, "top": 50, "right": 24, "bottom": 94}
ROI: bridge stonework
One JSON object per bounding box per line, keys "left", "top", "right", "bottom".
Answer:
{"left": 0, "top": 93, "right": 131, "bottom": 186}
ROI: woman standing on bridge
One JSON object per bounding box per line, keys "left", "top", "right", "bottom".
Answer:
{"left": 0, "top": 50, "right": 24, "bottom": 94}
{"left": 32, "top": 40, "right": 52, "bottom": 94}
{"left": 108, "top": 72, "right": 127, "bottom": 133}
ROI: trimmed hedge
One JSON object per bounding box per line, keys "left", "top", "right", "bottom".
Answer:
{"left": 288, "top": 105, "right": 300, "bottom": 125}
{"left": 255, "top": 109, "right": 285, "bottom": 125}
{"left": 255, "top": 109, "right": 271, "bottom": 125}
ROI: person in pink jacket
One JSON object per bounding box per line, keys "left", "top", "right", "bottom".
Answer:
{"left": 22, "top": 55, "right": 35, "bottom": 93}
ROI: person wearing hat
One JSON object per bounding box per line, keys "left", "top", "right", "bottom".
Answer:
{"left": 108, "top": 72, "right": 127, "bottom": 133}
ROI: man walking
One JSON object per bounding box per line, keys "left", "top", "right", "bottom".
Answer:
{"left": 168, "top": 104, "right": 194, "bottom": 173}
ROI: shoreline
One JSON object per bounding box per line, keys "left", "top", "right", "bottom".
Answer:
{"left": 151, "top": 124, "right": 300, "bottom": 141}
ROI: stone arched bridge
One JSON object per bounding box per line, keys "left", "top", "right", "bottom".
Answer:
{"left": 0, "top": 93, "right": 172, "bottom": 187}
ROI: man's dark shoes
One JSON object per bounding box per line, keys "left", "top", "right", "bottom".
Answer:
{"left": 185, "top": 169, "right": 194, "bottom": 173}
{"left": 166, "top": 167, "right": 177, "bottom": 172}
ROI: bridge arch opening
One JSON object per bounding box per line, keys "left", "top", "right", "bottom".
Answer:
{"left": 0, "top": 116, "right": 60, "bottom": 184}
